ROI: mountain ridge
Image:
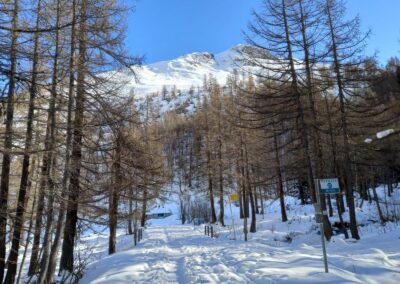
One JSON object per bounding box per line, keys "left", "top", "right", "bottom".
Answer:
{"left": 121, "top": 44, "right": 252, "bottom": 97}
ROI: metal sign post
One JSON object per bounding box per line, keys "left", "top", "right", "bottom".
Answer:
{"left": 315, "top": 179, "right": 329, "bottom": 273}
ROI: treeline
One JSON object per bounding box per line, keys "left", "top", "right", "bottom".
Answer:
{"left": 0, "top": 0, "right": 167, "bottom": 283}
{"left": 0, "top": 0, "right": 399, "bottom": 283}
{"left": 160, "top": 0, "right": 400, "bottom": 243}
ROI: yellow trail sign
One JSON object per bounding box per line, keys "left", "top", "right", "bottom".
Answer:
{"left": 229, "top": 193, "right": 240, "bottom": 202}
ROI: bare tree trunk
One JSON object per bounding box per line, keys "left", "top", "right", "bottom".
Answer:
{"left": 6, "top": 0, "right": 41, "bottom": 281}
{"left": 243, "top": 177, "right": 248, "bottom": 241}
{"left": 218, "top": 144, "right": 224, "bottom": 226}
{"left": 326, "top": 1, "right": 360, "bottom": 239}
{"left": 360, "top": 181, "right": 368, "bottom": 201}
{"left": 239, "top": 135, "right": 248, "bottom": 240}
{"left": 206, "top": 140, "right": 217, "bottom": 224}
{"left": 254, "top": 186, "right": 259, "bottom": 214}
{"left": 297, "top": 0, "right": 333, "bottom": 239}
{"left": 281, "top": 0, "right": 317, "bottom": 205}
{"left": 258, "top": 187, "right": 264, "bottom": 215}
{"left": 217, "top": 98, "right": 225, "bottom": 226}
{"left": 387, "top": 173, "right": 393, "bottom": 197}
{"left": 128, "top": 189, "right": 133, "bottom": 235}
{"left": 248, "top": 185, "right": 256, "bottom": 233}
{"left": 0, "top": 1, "right": 19, "bottom": 281}
{"left": 327, "top": 196, "right": 333, "bottom": 217}
{"left": 324, "top": 95, "right": 348, "bottom": 237}
{"left": 188, "top": 145, "right": 193, "bottom": 188}
{"left": 38, "top": 156, "right": 57, "bottom": 284}
{"left": 202, "top": 99, "right": 217, "bottom": 224}
{"left": 36, "top": 2, "right": 62, "bottom": 281}
{"left": 370, "top": 170, "right": 385, "bottom": 224}
{"left": 5, "top": 34, "right": 42, "bottom": 282}
{"left": 242, "top": 136, "right": 256, "bottom": 233}
{"left": 237, "top": 160, "right": 244, "bottom": 219}
{"left": 109, "top": 134, "right": 122, "bottom": 255}
{"left": 273, "top": 124, "right": 287, "bottom": 222}
{"left": 17, "top": 174, "right": 39, "bottom": 284}
{"left": 28, "top": 136, "right": 51, "bottom": 276}
{"left": 60, "top": 0, "right": 88, "bottom": 272}
{"left": 46, "top": 1, "right": 77, "bottom": 281}
{"left": 108, "top": 185, "right": 119, "bottom": 255}
{"left": 140, "top": 186, "right": 147, "bottom": 227}
{"left": 29, "top": 86, "right": 58, "bottom": 276}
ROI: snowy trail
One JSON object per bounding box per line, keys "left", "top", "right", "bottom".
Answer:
{"left": 81, "top": 225, "right": 400, "bottom": 284}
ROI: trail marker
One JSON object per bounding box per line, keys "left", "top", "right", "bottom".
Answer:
{"left": 228, "top": 193, "right": 238, "bottom": 240}
{"left": 229, "top": 193, "right": 240, "bottom": 202}
{"left": 319, "top": 178, "right": 340, "bottom": 194}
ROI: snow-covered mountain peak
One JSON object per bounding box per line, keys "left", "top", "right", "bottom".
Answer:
{"left": 114, "top": 44, "right": 274, "bottom": 105}
{"left": 180, "top": 52, "right": 215, "bottom": 66}
{"left": 122, "top": 46, "right": 248, "bottom": 97}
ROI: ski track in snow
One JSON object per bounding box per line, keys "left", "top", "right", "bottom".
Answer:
{"left": 80, "top": 223, "right": 400, "bottom": 284}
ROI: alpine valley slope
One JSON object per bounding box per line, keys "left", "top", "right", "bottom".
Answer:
{"left": 127, "top": 45, "right": 244, "bottom": 96}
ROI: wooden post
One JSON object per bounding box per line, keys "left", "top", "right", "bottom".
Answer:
{"left": 244, "top": 216, "right": 248, "bottom": 241}
{"left": 210, "top": 226, "right": 213, "bottom": 238}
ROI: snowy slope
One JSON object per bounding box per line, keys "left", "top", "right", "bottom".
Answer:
{"left": 117, "top": 45, "right": 257, "bottom": 98}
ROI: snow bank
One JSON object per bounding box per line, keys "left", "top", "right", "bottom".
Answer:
{"left": 376, "top": 129, "right": 395, "bottom": 139}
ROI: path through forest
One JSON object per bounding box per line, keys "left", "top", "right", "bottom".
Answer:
{"left": 80, "top": 224, "right": 400, "bottom": 283}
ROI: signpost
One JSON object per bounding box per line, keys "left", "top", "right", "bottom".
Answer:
{"left": 229, "top": 194, "right": 240, "bottom": 202}
{"left": 315, "top": 213, "right": 324, "bottom": 224}
{"left": 228, "top": 193, "right": 238, "bottom": 240}
{"left": 314, "top": 178, "right": 341, "bottom": 273}
{"left": 319, "top": 178, "right": 340, "bottom": 194}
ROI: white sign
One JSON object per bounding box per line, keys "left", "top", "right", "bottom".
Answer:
{"left": 319, "top": 178, "right": 340, "bottom": 194}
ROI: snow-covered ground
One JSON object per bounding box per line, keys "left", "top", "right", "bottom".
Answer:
{"left": 80, "top": 186, "right": 400, "bottom": 284}
{"left": 81, "top": 223, "right": 400, "bottom": 283}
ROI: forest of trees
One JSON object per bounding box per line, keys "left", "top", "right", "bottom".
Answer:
{"left": 0, "top": 0, "right": 399, "bottom": 283}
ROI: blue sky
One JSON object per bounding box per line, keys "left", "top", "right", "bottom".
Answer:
{"left": 126, "top": 0, "right": 400, "bottom": 64}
